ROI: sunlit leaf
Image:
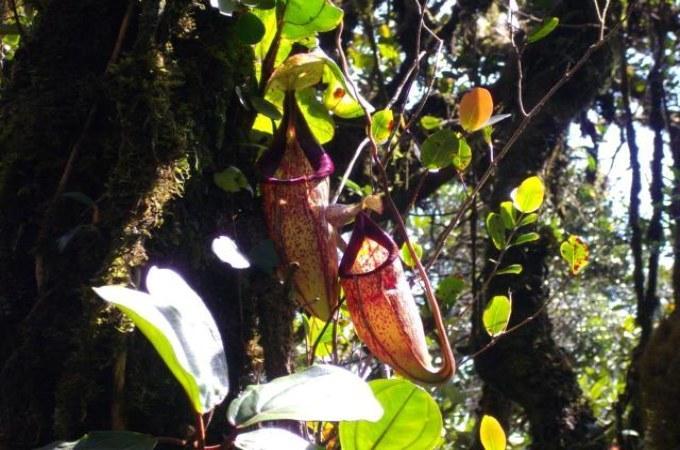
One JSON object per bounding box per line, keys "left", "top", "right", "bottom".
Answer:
{"left": 371, "top": 109, "right": 394, "bottom": 144}
{"left": 399, "top": 240, "right": 423, "bottom": 268}
{"left": 560, "top": 235, "right": 590, "bottom": 275}
{"left": 453, "top": 136, "right": 472, "bottom": 171}
{"left": 93, "top": 267, "right": 229, "bottom": 413}
{"left": 235, "top": 12, "right": 266, "bottom": 44}
{"left": 496, "top": 264, "right": 523, "bottom": 276}
{"left": 420, "top": 115, "right": 443, "bottom": 130}
{"left": 282, "top": 0, "right": 344, "bottom": 39}
{"left": 480, "top": 415, "right": 507, "bottom": 450}
{"left": 483, "top": 295, "right": 511, "bottom": 337}
{"left": 499, "top": 201, "right": 516, "bottom": 229}
{"left": 212, "top": 236, "right": 250, "bottom": 269}
{"left": 527, "top": 17, "right": 560, "bottom": 43}
{"left": 459, "top": 87, "right": 493, "bottom": 132}
{"left": 36, "top": 432, "right": 157, "bottom": 450}
{"left": 421, "top": 129, "right": 458, "bottom": 170}
{"left": 296, "top": 88, "right": 335, "bottom": 144}
{"left": 234, "top": 428, "right": 321, "bottom": 450}
{"left": 304, "top": 315, "right": 333, "bottom": 358}
{"left": 511, "top": 176, "right": 545, "bottom": 213}
{"left": 518, "top": 213, "right": 538, "bottom": 227}
{"left": 511, "top": 232, "right": 540, "bottom": 246}
{"left": 322, "top": 78, "right": 363, "bottom": 119}
{"left": 228, "top": 365, "right": 383, "bottom": 428}
{"left": 486, "top": 212, "right": 506, "bottom": 250}
{"left": 339, "top": 379, "right": 442, "bottom": 450}
{"left": 268, "top": 53, "right": 326, "bottom": 91}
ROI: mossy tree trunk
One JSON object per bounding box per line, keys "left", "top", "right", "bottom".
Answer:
{"left": 0, "top": 1, "right": 290, "bottom": 448}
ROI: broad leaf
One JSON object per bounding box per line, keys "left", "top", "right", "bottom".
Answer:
{"left": 420, "top": 115, "right": 443, "bottom": 130}
{"left": 453, "top": 136, "right": 472, "bottom": 171}
{"left": 93, "top": 267, "right": 229, "bottom": 413}
{"left": 296, "top": 88, "right": 335, "bottom": 144}
{"left": 560, "top": 235, "right": 589, "bottom": 275}
{"left": 339, "top": 379, "right": 442, "bottom": 450}
{"left": 421, "top": 129, "right": 459, "bottom": 170}
{"left": 214, "top": 166, "right": 252, "bottom": 194}
{"left": 36, "top": 431, "right": 157, "bottom": 450}
{"left": 511, "top": 176, "right": 545, "bottom": 213}
{"left": 282, "top": 0, "right": 344, "bottom": 39}
{"left": 480, "top": 415, "right": 506, "bottom": 450}
{"left": 518, "top": 213, "right": 538, "bottom": 227}
{"left": 228, "top": 365, "right": 383, "bottom": 428}
{"left": 486, "top": 213, "right": 506, "bottom": 250}
{"left": 499, "top": 201, "right": 516, "bottom": 229}
{"left": 496, "top": 264, "right": 523, "bottom": 276}
{"left": 234, "top": 428, "right": 321, "bottom": 450}
{"left": 527, "top": 17, "right": 560, "bottom": 43}
{"left": 235, "top": 12, "right": 266, "bottom": 45}
{"left": 511, "top": 232, "right": 540, "bottom": 246}
{"left": 399, "top": 240, "right": 423, "bottom": 268}
{"left": 459, "top": 87, "right": 493, "bottom": 132}
{"left": 212, "top": 236, "right": 250, "bottom": 269}
{"left": 483, "top": 295, "right": 511, "bottom": 337}
{"left": 371, "top": 109, "right": 394, "bottom": 145}
{"left": 268, "top": 53, "right": 326, "bottom": 92}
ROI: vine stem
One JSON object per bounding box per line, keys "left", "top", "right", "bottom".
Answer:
{"left": 334, "top": 12, "right": 455, "bottom": 380}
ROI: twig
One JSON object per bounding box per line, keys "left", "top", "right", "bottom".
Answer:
{"left": 425, "top": 23, "right": 620, "bottom": 270}
{"left": 332, "top": 137, "right": 370, "bottom": 203}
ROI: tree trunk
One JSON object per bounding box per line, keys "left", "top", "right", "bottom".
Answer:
{"left": 472, "top": 1, "right": 615, "bottom": 448}
{"left": 0, "top": 1, "right": 289, "bottom": 447}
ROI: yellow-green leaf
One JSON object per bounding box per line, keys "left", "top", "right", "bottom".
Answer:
{"left": 512, "top": 176, "right": 545, "bottom": 213}
{"left": 483, "top": 295, "right": 511, "bottom": 337}
{"left": 420, "top": 115, "right": 443, "bottom": 130}
{"left": 527, "top": 17, "right": 560, "bottom": 43}
{"left": 400, "top": 240, "right": 423, "bottom": 268}
{"left": 453, "top": 137, "right": 472, "bottom": 171}
{"left": 560, "top": 235, "right": 589, "bottom": 275}
{"left": 486, "top": 212, "right": 506, "bottom": 250}
{"left": 480, "top": 415, "right": 506, "bottom": 450}
{"left": 371, "top": 109, "right": 394, "bottom": 144}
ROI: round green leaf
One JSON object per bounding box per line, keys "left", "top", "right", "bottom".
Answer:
{"left": 93, "top": 267, "right": 229, "bottom": 413}
{"left": 420, "top": 115, "right": 443, "bottom": 130}
{"left": 339, "top": 379, "right": 443, "bottom": 450}
{"left": 480, "top": 415, "right": 507, "bottom": 450}
{"left": 371, "top": 109, "right": 394, "bottom": 145}
{"left": 228, "top": 365, "right": 383, "bottom": 428}
{"left": 399, "top": 240, "right": 423, "bottom": 268}
{"left": 421, "top": 129, "right": 458, "bottom": 170}
{"left": 436, "top": 275, "right": 465, "bottom": 308}
{"left": 282, "top": 0, "right": 344, "bottom": 39}
{"left": 486, "top": 212, "right": 506, "bottom": 250}
{"left": 511, "top": 176, "right": 545, "bottom": 213}
{"left": 453, "top": 136, "right": 472, "bottom": 171}
{"left": 483, "top": 295, "right": 512, "bottom": 337}
{"left": 235, "top": 12, "right": 266, "bottom": 45}
{"left": 214, "top": 166, "right": 252, "bottom": 194}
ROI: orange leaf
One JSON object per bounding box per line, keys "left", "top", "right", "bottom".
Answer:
{"left": 459, "top": 87, "right": 493, "bottom": 132}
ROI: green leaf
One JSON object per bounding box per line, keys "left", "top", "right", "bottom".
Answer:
{"left": 486, "top": 212, "right": 506, "bottom": 250}
{"left": 499, "top": 201, "right": 516, "bottom": 229}
{"left": 322, "top": 78, "right": 363, "bottom": 119}
{"left": 560, "top": 235, "right": 589, "bottom": 275}
{"left": 268, "top": 53, "right": 327, "bottom": 91}
{"left": 282, "top": 0, "right": 344, "bottom": 39}
{"left": 235, "top": 12, "right": 266, "bottom": 44}
{"left": 421, "top": 129, "right": 458, "bottom": 170}
{"left": 234, "top": 428, "right": 321, "bottom": 450}
{"left": 512, "top": 176, "right": 545, "bottom": 213}
{"left": 36, "top": 432, "right": 157, "bottom": 450}
{"left": 483, "top": 295, "right": 512, "bottom": 337}
{"left": 227, "top": 365, "right": 383, "bottom": 428}
{"left": 518, "top": 213, "right": 538, "bottom": 227}
{"left": 511, "top": 232, "right": 540, "bottom": 246}
{"left": 420, "top": 115, "right": 443, "bottom": 130}
{"left": 250, "top": 96, "right": 282, "bottom": 120}
{"left": 304, "top": 315, "right": 333, "bottom": 358}
{"left": 296, "top": 88, "right": 335, "bottom": 144}
{"left": 339, "top": 379, "right": 442, "bottom": 450}
{"left": 496, "top": 264, "right": 523, "bottom": 276}
{"left": 214, "top": 166, "right": 252, "bottom": 194}
{"left": 400, "top": 240, "right": 423, "bottom": 268}
{"left": 527, "top": 17, "right": 560, "bottom": 43}
{"left": 371, "top": 109, "right": 394, "bottom": 145}
{"left": 452, "top": 136, "right": 472, "bottom": 171}
{"left": 480, "top": 415, "right": 507, "bottom": 450}
{"left": 436, "top": 275, "right": 465, "bottom": 308}
{"left": 93, "top": 267, "right": 229, "bottom": 413}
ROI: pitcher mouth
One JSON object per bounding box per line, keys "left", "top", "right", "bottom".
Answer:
{"left": 339, "top": 212, "right": 399, "bottom": 278}
{"left": 257, "top": 91, "right": 335, "bottom": 185}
